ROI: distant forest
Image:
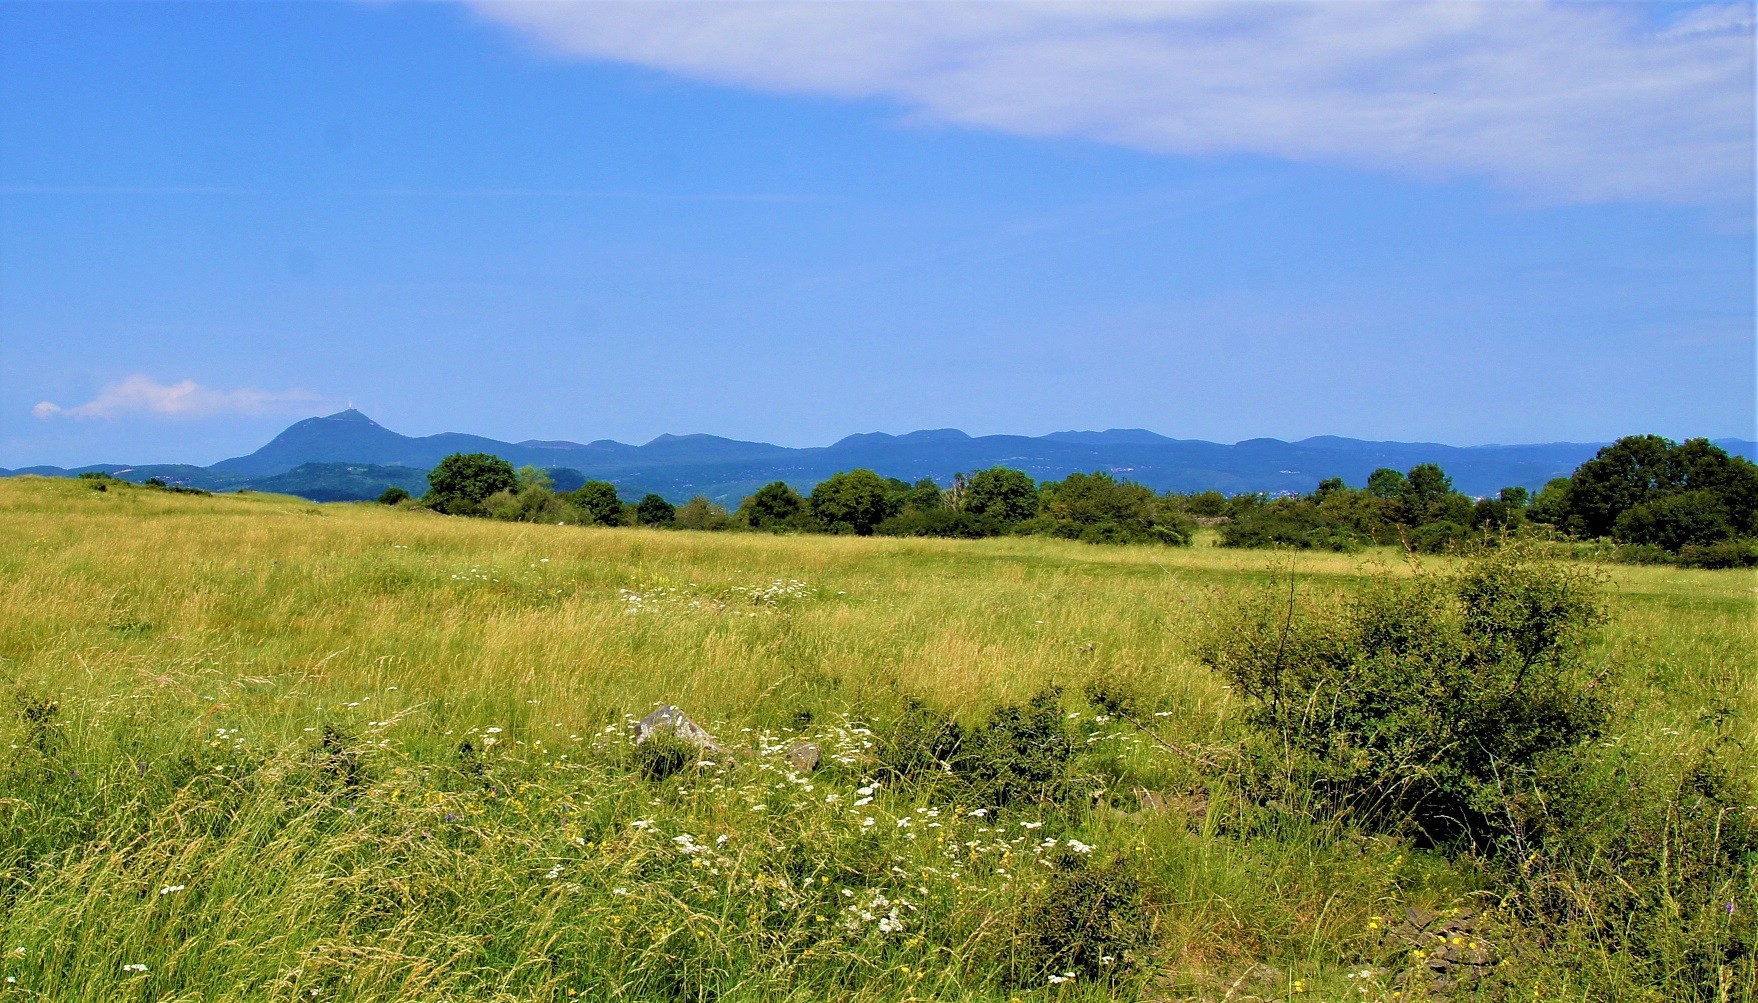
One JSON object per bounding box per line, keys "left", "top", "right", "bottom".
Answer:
{"left": 367, "top": 434, "right": 1757, "bottom": 569}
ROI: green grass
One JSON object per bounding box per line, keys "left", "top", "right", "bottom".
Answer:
{"left": 0, "top": 476, "right": 1752, "bottom": 1002}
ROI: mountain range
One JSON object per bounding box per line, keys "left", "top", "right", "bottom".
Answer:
{"left": 7, "top": 408, "right": 1754, "bottom": 505}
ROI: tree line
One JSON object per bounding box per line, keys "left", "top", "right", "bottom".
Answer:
{"left": 386, "top": 434, "right": 1757, "bottom": 566}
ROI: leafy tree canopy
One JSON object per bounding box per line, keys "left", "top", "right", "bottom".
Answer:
{"left": 962, "top": 467, "right": 1039, "bottom": 523}
{"left": 809, "top": 469, "right": 896, "bottom": 535}
{"left": 635, "top": 493, "right": 677, "bottom": 527}
{"left": 739, "top": 481, "right": 807, "bottom": 531}
{"left": 426, "top": 453, "right": 517, "bottom": 512}
{"left": 570, "top": 481, "right": 624, "bottom": 527}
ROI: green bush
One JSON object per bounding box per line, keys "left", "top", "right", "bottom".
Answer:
{"left": 1016, "top": 849, "right": 1150, "bottom": 986}
{"left": 876, "top": 508, "right": 1004, "bottom": 539}
{"left": 1408, "top": 519, "right": 1466, "bottom": 553}
{"left": 879, "top": 689, "right": 1080, "bottom": 812}
{"left": 376, "top": 486, "right": 410, "bottom": 505}
{"left": 674, "top": 496, "right": 732, "bottom": 531}
{"left": 1199, "top": 546, "right": 1607, "bottom": 847}
{"left": 1676, "top": 538, "right": 1758, "bottom": 569}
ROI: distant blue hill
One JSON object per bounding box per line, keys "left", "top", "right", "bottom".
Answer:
{"left": 7, "top": 408, "right": 1754, "bottom": 505}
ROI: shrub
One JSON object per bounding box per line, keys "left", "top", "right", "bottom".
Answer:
{"left": 1199, "top": 545, "right": 1607, "bottom": 847}
{"left": 877, "top": 699, "right": 965, "bottom": 781}
{"left": 674, "top": 496, "right": 732, "bottom": 531}
{"left": 632, "top": 732, "right": 699, "bottom": 782}
{"left": 1017, "top": 849, "right": 1150, "bottom": 985}
{"left": 1613, "top": 542, "right": 1674, "bottom": 565}
{"left": 1616, "top": 490, "right": 1734, "bottom": 551}
{"left": 880, "top": 689, "right": 1080, "bottom": 811}
{"left": 1035, "top": 472, "right": 1194, "bottom": 545}
{"left": 376, "top": 486, "right": 410, "bottom": 505}
{"left": 875, "top": 508, "right": 1004, "bottom": 539}
{"left": 1677, "top": 538, "right": 1758, "bottom": 569}
{"left": 1408, "top": 519, "right": 1466, "bottom": 553}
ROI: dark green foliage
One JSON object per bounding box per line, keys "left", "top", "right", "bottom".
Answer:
{"left": 1527, "top": 477, "right": 1572, "bottom": 526}
{"left": 1035, "top": 472, "right": 1193, "bottom": 545}
{"left": 1408, "top": 519, "right": 1467, "bottom": 553}
{"left": 1677, "top": 538, "right": 1758, "bottom": 569}
{"left": 1558, "top": 435, "right": 1758, "bottom": 548}
{"left": 1366, "top": 467, "right": 1408, "bottom": 500}
{"left": 1215, "top": 464, "right": 1491, "bottom": 554}
{"left": 808, "top": 469, "right": 896, "bottom": 535}
{"left": 1614, "top": 490, "right": 1733, "bottom": 551}
{"left": 1200, "top": 546, "right": 1607, "bottom": 847}
{"left": 875, "top": 508, "right": 1004, "bottom": 538}
{"left": 1398, "top": 463, "right": 1456, "bottom": 524}
{"left": 141, "top": 477, "right": 213, "bottom": 496}
{"left": 1017, "top": 849, "right": 1149, "bottom": 985}
{"left": 570, "top": 481, "right": 624, "bottom": 527}
{"left": 14, "top": 690, "right": 59, "bottom": 754}
{"left": 377, "top": 486, "right": 411, "bottom": 505}
{"left": 962, "top": 467, "right": 1039, "bottom": 523}
{"left": 317, "top": 725, "right": 365, "bottom": 792}
{"left": 1220, "top": 496, "right": 1370, "bottom": 551}
{"left": 635, "top": 493, "right": 676, "bottom": 527}
{"left": 879, "top": 689, "right": 1079, "bottom": 811}
{"left": 1182, "top": 490, "right": 1229, "bottom": 517}
{"left": 958, "top": 688, "right": 1079, "bottom": 809}
{"left": 738, "top": 481, "right": 809, "bottom": 531}
{"left": 425, "top": 453, "right": 517, "bottom": 514}
{"left": 889, "top": 477, "right": 947, "bottom": 517}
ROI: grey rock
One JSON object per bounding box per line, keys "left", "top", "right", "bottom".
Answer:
{"left": 636, "top": 705, "right": 728, "bottom": 756}
{"left": 784, "top": 741, "right": 821, "bottom": 773}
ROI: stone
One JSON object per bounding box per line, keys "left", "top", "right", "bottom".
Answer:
{"left": 636, "top": 705, "right": 728, "bottom": 756}
{"left": 784, "top": 741, "right": 821, "bottom": 773}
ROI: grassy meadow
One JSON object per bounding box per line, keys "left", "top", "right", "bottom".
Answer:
{"left": 0, "top": 476, "right": 1752, "bottom": 1002}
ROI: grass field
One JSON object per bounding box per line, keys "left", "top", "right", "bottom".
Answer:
{"left": 0, "top": 476, "right": 1753, "bottom": 1002}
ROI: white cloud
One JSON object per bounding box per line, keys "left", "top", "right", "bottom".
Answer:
{"left": 32, "top": 375, "right": 321, "bottom": 421}
{"left": 466, "top": 1, "right": 1755, "bottom": 204}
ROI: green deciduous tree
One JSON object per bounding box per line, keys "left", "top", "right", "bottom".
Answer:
{"left": 808, "top": 469, "right": 896, "bottom": 535}
{"left": 570, "top": 481, "right": 624, "bottom": 527}
{"left": 962, "top": 467, "right": 1039, "bottom": 523}
{"left": 738, "top": 481, "right": 808, "bottom": 531}
{"left": 425, "top": 453, "right": 517, "bottom": 514}
{"left": 635, "top": 493, "right": 677, "bottom": 527}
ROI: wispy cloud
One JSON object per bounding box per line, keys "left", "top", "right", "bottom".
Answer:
{"left": 467, "top": 1, "right": 1754, "bottom": 205}
{"left": 33, "top": 375, "right": 321, "bottom": 421}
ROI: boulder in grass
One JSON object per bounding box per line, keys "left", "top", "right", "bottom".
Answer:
{"left": 636, "top": 705, "right": 728, "bottom": 756}
{"left": 784, "top": 741, "right": 821, "bottom": 773}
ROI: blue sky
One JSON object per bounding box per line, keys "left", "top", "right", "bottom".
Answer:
{"left": 2, "top": 1, "right": 1753, "bottom": 467}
